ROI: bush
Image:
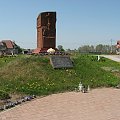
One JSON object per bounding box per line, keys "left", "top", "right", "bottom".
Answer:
{"left": 0, "top": 90, "right": 11, "bottom": 100}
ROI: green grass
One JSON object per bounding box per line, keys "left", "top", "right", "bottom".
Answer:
{"left": 73, "top": 55, "right": 120, "bottom": 88}
{"left": 0, "top": 90, "right": 10, "bottom": 100}
{"left": 0, "top": 54, "right": 120, "bottom": 99}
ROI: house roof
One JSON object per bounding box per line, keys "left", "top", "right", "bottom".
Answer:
{"left": 2, "top": 40, "right": 14, "bottom": 49}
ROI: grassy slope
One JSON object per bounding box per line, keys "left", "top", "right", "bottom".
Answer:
{"left": 0, "top": 55, "right": 120, "bottom": 97}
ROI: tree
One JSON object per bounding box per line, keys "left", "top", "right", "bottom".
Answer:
{"left": 95, "top": 44, "right": 115, "bottom": 54}
{"left": 95, "top": 44, "right": 103, "bottom": 52}
{"left": 57, "top": 45, "right": 64, "bottom": 51}
{"left": 0, "top": 42, "right": 6, "bottom": 51}
{"left": 14, "top": 44, "right": 22, "bottom": 53}
{"left": 78, "top": 45, "right": 95, "bottom": 53}
{"left": 78, "top": 44, "right": 116, "bottom": 54}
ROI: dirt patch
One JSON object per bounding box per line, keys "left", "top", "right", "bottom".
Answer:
{"left": 101, "top": 67, "right": 119, "bottom": 72}
{"left": 101, "top": 66, "right": 120, "bottom": 79}
{"left": 113, "top": 72, "right": 120, "bottom": 78}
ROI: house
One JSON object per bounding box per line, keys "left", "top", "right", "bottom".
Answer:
{"left": 0, "top": 40, "right": 18, "bottom": 55}
{"left": 0, "top": 42, "right": 6, "bottom": 55}
{"left": 116, "top": 40, "right": 120, "bottom": 54}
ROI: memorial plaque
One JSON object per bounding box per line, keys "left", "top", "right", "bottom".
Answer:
{"left": 50, "top": 56, "right": 73, "bottom": 69}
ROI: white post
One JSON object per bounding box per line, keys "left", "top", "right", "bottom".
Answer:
{"left": 97, "top": 55, "right": 100, "bottom": 61}
{"left": 78, "top": 82, "right": 83, "bottom": 92}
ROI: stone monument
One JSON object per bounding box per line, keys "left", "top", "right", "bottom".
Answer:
{"left": 33, "top": 12, "right": 56, "bottom": 53}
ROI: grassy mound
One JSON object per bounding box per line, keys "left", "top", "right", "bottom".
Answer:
{"left": 0, "top": 55, "right": 120, "bottom": 97}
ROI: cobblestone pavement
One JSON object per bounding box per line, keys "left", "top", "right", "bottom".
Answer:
{"left": 0, "top": 88, "right": 120, "bottom": 120}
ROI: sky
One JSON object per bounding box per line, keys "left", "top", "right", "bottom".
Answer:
{"left": 0, "top": 0, "right": 120, "bottom": 50}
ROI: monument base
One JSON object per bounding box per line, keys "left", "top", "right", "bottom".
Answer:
{"left": 33, "top": 48, "right": 57, "bottom": 54}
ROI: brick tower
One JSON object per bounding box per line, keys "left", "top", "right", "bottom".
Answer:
{"left": 34, "top": 12, "right": 56, "bottom": 53}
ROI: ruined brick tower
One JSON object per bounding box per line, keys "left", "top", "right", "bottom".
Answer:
{"left": 34, "top": 12, "right": 56, "bottom": 53}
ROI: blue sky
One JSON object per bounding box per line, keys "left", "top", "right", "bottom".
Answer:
{"left": 0, "top": 0, "right": 120, "bottom": 49}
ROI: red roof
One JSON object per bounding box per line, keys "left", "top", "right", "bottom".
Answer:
{"left": 2, "top": 40, "right": 14, "bottom": 49}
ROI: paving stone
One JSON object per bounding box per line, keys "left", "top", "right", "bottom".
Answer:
{"left": 0, "top": 88, "right": 120, "bottom": 120}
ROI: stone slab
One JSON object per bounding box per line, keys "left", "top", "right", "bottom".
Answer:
{"left": 50, "top": 55, "right": 73, "bottom": 69}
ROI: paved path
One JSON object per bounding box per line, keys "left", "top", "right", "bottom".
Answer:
{"left": 101, "top": 55, "right": 120, "bottom": 62}
{"left": 0, "top": 88, "right": 120, "bottom": 120}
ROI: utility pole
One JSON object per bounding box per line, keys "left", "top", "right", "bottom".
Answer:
{"left": 110, "top": 39, "right": 113, "bottom": 54}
